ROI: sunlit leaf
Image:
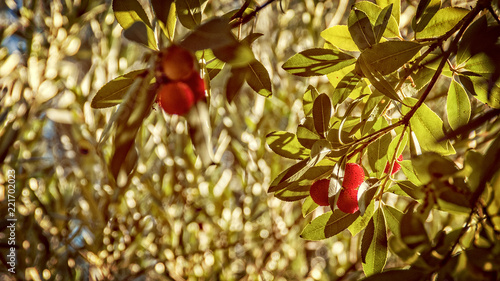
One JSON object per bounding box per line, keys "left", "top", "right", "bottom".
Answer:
{"left": 91, "top": 69, "right": 152, "bottom": 108}
{"left": 415, "top": 7, "right": 468, "bottom": 39}
{"left": 246, "top": 60, "right": 272, "bottom": 97}
{"left": 303, "top": 85, "right": 320, "bottom": 116}
{"left": 302, "top": 196, "right": 319, "bottom": 217}
{"left": 402, "top": 97, "right": 456, "bottom": 155}
{"left": 354, "top": 1, "right": 400, "bottom": 38}
{"left": 447, "top": 79, "right": 471, "bottom": 131}
{"left": 361, "top": 208, "right": 387, "bottom": 276}
{"left": 176, "top": 0, "right": 206, "bottom": 29}
{"left": 360, "top": 41, "right": 422, "bottom": 76}
{"left": 282, "top": 48, "right": 356, "bottom": 77}
{"left": 321, "top": 25, "right": 359, "bottom": 51}
{"left": 151, "top": 0, "right": 176, "bottom": 40}
{"left": 376, "top": 0, "right": 400, "bottom": 24}
{"left": 382, "top": 205, "right": 404, "bottom": 237}
{"left": 357, "top": 55, "right": 401, "bottom": 101}
{"left": 312, "top": 94, "right": 332, "bottom": 137}
{"left": 331, "top": 71, "right": 362, "bottom": 106}
{"left": 413, "top": 0, "right": 440, "bottom": 33}
{"left": 348, "top": 9, "right": 376, "bottom": 51}
{"left": 225, "top": 67, "right": 247, "bottom": 102}
{"left": 348, "top": 201, "right": 375, "bottom": 236}
{"left": 374, "top": 4, "right": 393, "bottom": 43}
{"left": 456, "top": 16, "right": 487, "bottom": 65}
{"left": 112, "top": 0, "right": 157, "bottom": 49}
{"left": 301, "top": 210, "right": 360, "bottom": 240}
{"left": 266, "top": 131, "right": 310, "bottom": 160}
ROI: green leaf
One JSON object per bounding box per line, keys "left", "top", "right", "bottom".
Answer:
{"left": 303, "top": 85, "right": 320, "bottom": 116}
{"left": 197, "top": 49, "right": 225, "bottom": 79}
{"left": 415, "top": 7, "right": 469, "bottom": 39}
{"left": 282, "top": 48, "right": 356, "bottom": 77}
{"left": 180, "top": 17, "right": 236, "bottom": 51}
{"left": 413, "top": 0, "right": 440, "bottom": 33}
{"left": 386, "top": 131, "right": 407, "bottom": 168}
{"left": 459, "top": 74, "right": 500, "bottom": 109}
{"left": 400, "top": 160, "right": 423, "bottom": 186}
{"left": 357, "top": 55, "right": 401, "bottom": 101}
{"left": 360, "top": 269, "right": 426, "bottom": 281}
{"left": 463, "top": 52, "right": 499, "bottom": 75}
{"left": 123, "top": 21, "right": 150, "bottom": 47}
{"left": 361, "top": 92, "right": 390, "bottom": 136}
{"left": 213, "top": 42, "right": 255, "bottom": 67}
{"left": 348, "top": 200, "right": 375, "bottom": 236}
{"left": 297, "top": 123, "right": 321, "bottom": 149}
{"left": 447, "top": 79, "right": 471, "bottom": 131}
{"left": 362, "top": 208, "right": 388, "bottom": 276}
{"left": 360, "top": 41, "right": 422, "bottom": 76}
{"left": 269, "top": 159, "right": 309, "bottom": 193}
{"left": 176, "top": 0, "right": 206, "bottom": 29}
{"left": 186, "top": 101, "right": 214, "bottom": 167}
{"left": 266, "top": 131, "right": 310, "bottom": 160}
{"left": 368, "top": 132, "right": 392, "bottom": 176}
{"left": 403, "top": 97, "right": 456, "bottom": 155}
{"left": 331, "top": 71, "right": 362, "bottom": 106}
{"left": 456, "top": 16, "right": 488, "bottom": 65}
{"left": 376, "top": 0, "right": 400, "bottom": 24}
{"left": 302, "top": 196, "right": 319, "bottom": 217}
{"left": 300, "top": 210, "right": 360, "bottom": 240}
{"left": 374, "top": 4, "right": 393, "bottom": 43}
{"left": 312, "top": 94, "right": 332, "bottom": 137}
{"left": 112, "top": 0, "right": 157, "bottom": 50}
{"left": 393, "top": 180, "right": 425, "bottom": 200}
{"left": 225, "top": 67, "right": 247, "bottom": 103}
{"left": 383, "top": 205, "right": 404, "bottom": 237}
{"left": 321, "top": 25, "right": 359, "bottom": 51}
{"left": 245, "top": 60, "right": 272, "bottom": 97}
{"left": 411, "top": 66, "right": 435, "bottom": 90}
{"left": 91, "top": 69, "right": 151, "bottom": 108}
{"left": 348, "top": 9, "right": 376, "bottom": 51}
{"left": 151, "top": 0, "right": 176, "bottom": 40}
{"left": 354, "top": 1, "right": 400, "bottom": 38}
{"left": 110, "top": 71, "right": 156, "bottom": 179}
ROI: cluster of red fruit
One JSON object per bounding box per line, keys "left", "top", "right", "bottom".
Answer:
{"left": 309, "top": 155, "right": 402, "bottom": 213}
{"left": 156, "top": 45, "right": 206, "bottom": 116}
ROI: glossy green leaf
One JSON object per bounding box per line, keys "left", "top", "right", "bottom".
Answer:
{"left": 91, "top": 69, "right": 152, "bottom": 108}
{"left": 368, "top": 132, "right": 392, "bottom": 175}
{"left": 415, "top": 7, "right": 469, "bottom": 39}
{"left": 151, "top": 0, "right": 176, "bottom": 40}
{"left": 321, "top": 25, "right": 359, "bottom": 51}
{"left": 312, "top": 94, "right": 332, "bottom": 137}
{"left": 360, "top": 41, "right": 422, "bottom": 76}
{"left": 348, "top": 200, "right": 375, "bottom": 236}
{"left": 374, "top": 4, "right": 393, "bottom": 43}
{"left": 282, "top": 48, "right": 356, "bottom": 77}
{"left": 383, "top": 205, "right": 404, "bottom": 237}
{"left": 301, "top": 210, "right": 360, "bottom": 240}
{"left": 266, "top": 131, "right": 310, "bottom": 160}
{"left": 245, "top": 60, "right": 272, "bottom": 97}
{"left": 302, "top": 196, "right": 318, "bottom": 217}
{"left": 376, "top": 0, "right": 400, "bottom": 24}
{"left": 331, "top": 71, "right": 362, "bottom": 106}
{"left": 348, "top": 9, "right": 376, "bottom": 51}
{"left": 413, "top": 0, "right": 440, "bottom": 33}
{"left": 403, "top": 97, "right": 456, "bottom": 155}
{"left": 354, "top": 1, "right": 400, "bottom": 38}
{"left": 225, "top": 67, "right": 247, "bottom": 103}
{"left": 360, "top": 269, "right": 426, "bottom": 281}
{"left": 303, "top": 85, "right": 320, "bottom": 116}
{"left": 456, "top": 16, "right": 488, "bottom": 65}
{"left": 447, "top": 79, "right": 471, "bottom": 131}
{"left": 357, "top": 55, "right": 401, "bottom": 101}
{"left": 176, "top": 0, "right": 206, "bottom": 29}
{"left": 459, "top": 74, "right": 500, "bottom": 109}
{"left": 362, "top": 208, "right": 388, "bottom": 276}
{"left": 297, "top": 122, "right": 321, "bottom": 149}
{"left": 113, "top": 0, "right": 157, "bottom": 50}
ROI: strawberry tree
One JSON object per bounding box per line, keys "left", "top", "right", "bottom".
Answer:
{"left": 267, "top": 0, "right": 500, "bottom": 278}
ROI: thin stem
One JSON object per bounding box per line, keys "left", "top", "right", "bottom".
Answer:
{"left": 230, "top": 0, "right": 279, "bottom": 28}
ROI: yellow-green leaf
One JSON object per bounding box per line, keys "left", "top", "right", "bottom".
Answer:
{"left": 447, "top": 79, "right": 471, "bottom": 131}
{"left": 321, "top": 25, "right": 359, "bottom": 51}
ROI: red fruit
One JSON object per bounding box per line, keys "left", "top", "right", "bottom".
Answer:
{"left": 342, "top": 163, "right": 365, "bottom": 190}
{"left": 184, "top": 71, "right": 206, "bottom": 102}
{"left": 162, "top": 45, "right": 195, "bottom": 81}
{"left": 310, "top": 179, "right": 330, "bottom": 206}
{"left": 157, "top": 82, "right": 195, "bottom": 115}
{"left": 384, "top": 154, "right": 403, "bottom": 175}
{"left": 337, "top": 188, "right": 359, "bottom": 213}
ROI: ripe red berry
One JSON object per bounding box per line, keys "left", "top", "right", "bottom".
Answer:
{"left": 157, "top": 82, "right": 195, "bottom": 115}
{"left": 162, "top": 45, "right": 195, "bottom": 81}
{"left": 310, "top": 179, "right": 330, "bottom": 206}
{"left": 337, "top": 187, "right": 359, "bottom": 213}
{"left": 384, "top": 154, "right": 403, "bottom": 175}
{"left": 184, "top": 71, "right": 206, "bottom": 102}
{"left": 342, "top": 163, "right": 365, "bottom": 190}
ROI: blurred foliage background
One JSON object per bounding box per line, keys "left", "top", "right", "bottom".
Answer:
{"left": 0, "top": 0, "right": 495, "bottom": 280}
